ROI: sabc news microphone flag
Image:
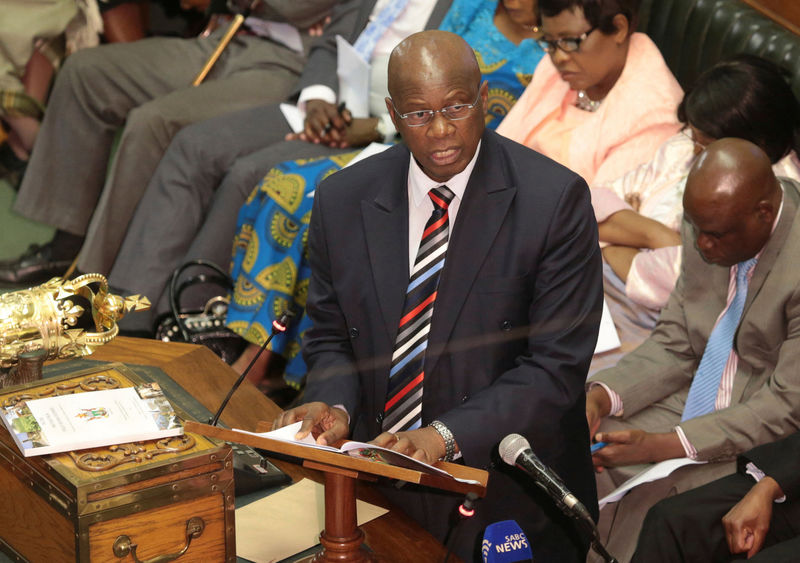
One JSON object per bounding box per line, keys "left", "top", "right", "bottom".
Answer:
{"left": 482, "top": 520, "right": 533, "bottom": 563}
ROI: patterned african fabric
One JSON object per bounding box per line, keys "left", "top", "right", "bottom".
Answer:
{"left": 226, "top": 152, "right": 359, "bottom": 387}
{"left": 226, "top": 0, "right": 545, "bottom": 386}
{"left": 438, "top": 0, "right": 543, "bottom": 130}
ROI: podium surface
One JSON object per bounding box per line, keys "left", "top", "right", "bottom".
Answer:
{"left": 87, "top": 337, "right": 457, "bottom": 562}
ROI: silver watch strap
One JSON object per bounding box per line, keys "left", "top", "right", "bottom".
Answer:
{"left": 429, "top": 420, "right": 456, "bottom": 462}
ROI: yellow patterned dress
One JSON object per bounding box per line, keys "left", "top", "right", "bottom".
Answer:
{"left": 226, "top": 0, "right": 543, "bottom": 387}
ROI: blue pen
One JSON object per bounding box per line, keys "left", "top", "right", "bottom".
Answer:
{"left": 591, "top": 441, "right": 608, "bottom": 453}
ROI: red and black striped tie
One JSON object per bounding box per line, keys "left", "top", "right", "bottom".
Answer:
{"left": 383, "top": 185, "right": 455, "bottom": 433}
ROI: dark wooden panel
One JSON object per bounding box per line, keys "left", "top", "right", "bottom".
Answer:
{"left": 741, "top": 0, "right": 800, "bottom": 33}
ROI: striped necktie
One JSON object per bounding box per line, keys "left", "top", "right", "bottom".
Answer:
{"left": 383, "top": 185, "right": 456, "bottom": 433}
{"left": 681, "top": 257, "right": 758, "bottom": 421}
{"left": 352, "top": 0, "right": 410, "bottom": 62}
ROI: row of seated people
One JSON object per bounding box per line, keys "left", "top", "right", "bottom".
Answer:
{"left": 0, "top": 0, "right": 178, "bottom": 182}
{"left": 110, "top": 0, "right": 682, "bottom": 385}
{"left": 3, "top": 0, "right": 800, "bottom": 560}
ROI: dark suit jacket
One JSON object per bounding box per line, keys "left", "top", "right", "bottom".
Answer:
{"left": 741, "top": 431, "right": 800, "bottom": 500}
{"left": 303, "top": 130, "right": 603, "bottom": 561}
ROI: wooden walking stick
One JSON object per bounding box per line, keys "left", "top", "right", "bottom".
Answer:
{"left": 192, "top": 1, "right": 260, "bottom": 86}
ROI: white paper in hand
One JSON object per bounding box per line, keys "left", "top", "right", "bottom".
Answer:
{"left": 598, "top": 457, "right": 706, "bottom": 508}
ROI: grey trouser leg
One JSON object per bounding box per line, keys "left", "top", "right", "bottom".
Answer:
{"left": 112, "top": 134, "right": 350, "bottom": 331}
{"left": 15, "top": 33, "right": 304, "bottom": 271}
{"left": 15, "top": 37, "right": 218, "bottom": 235}
{"left": 76, "top": 35, "right": 304, "bottom": 274}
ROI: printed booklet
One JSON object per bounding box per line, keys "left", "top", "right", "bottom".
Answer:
{"left": 0, "top": 383, "right": 183, "bottom": 457}
{"left": 237, "top": 421, "right": 480, "bottom": 484}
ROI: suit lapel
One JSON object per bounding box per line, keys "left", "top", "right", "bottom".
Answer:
{"left": 425, "top": 133, "right": 516, "bottom": 377}
{"left": 742, "top": 178, "right": 800, "bottom": 315}
{"left": 362, "top": 150, "right": 411, "bottom": 344}
{"left": 730, "top": 180, "right": 799, "bottom": 404}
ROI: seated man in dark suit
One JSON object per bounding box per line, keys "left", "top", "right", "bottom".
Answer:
{"left": 272, "top": 29, "right": 603, "bottom": 562}
{"left": 632, "top": 431, "right": 800, "bottom": 562}
{"left": 586, "top": 138, "right": 800, "bottom": 562}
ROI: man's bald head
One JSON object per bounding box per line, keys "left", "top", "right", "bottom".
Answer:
{"left": 387, "top": 30, "right": 481, "bottom": 100}
{"left": 684, "top": 138, "right": 782, "bottom": 266}
{"left": 384, "top": 30, "right": 487, "bottom": 183}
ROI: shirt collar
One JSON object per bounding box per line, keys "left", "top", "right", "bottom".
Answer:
{"left": 408, "top": 141, "right": 482, "bottom": 208}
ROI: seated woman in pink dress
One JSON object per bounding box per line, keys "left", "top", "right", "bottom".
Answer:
{"left": 590, "top": 55, "right": 800, "bottom": 372}
{"left": 497, "top": 0, "right": 683, "bottom": 187}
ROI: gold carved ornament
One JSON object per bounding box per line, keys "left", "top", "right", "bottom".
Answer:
{"left": 0, "top": 274, "right": 150, "bottom": 369}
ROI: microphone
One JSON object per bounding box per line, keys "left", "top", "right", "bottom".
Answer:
{"left": 499, "top": 433, "right": 592, "bottom": 522}
{"left": 209, "top": 310, "right": 293, "bottom": 426}
{"left": 442, "top": 493, "right": 480, "bottom": 563}
{"left": 481, "top": 520, "right": 533, "bottom": 563}
{"left": 499, "top": 434, "right": 618, "bottom": 563}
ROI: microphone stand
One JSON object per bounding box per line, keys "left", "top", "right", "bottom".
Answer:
{"left": 576, "top": 515, "right": 618, "bottom": 563}
{"left": 442, "top": 492, "right": 478, "bottom": 563}
{"left": 209, "top": 310, "right": 292, "bottom": 426}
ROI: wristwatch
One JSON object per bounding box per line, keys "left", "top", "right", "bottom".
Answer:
{"left": 429, "top": 420, "right": 456, "bottom": 462}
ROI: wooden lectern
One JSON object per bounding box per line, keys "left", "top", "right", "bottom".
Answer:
{"left": 184, "top": 420, "right": 488, "bottom": 562}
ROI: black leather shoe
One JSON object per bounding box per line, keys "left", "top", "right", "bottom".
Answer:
{"left": 0, "top": 243, "right": 74, "bottom": 285}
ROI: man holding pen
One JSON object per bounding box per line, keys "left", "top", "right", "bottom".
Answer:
{"left": 585, "top": 138, "right": 800, "bottom": 562}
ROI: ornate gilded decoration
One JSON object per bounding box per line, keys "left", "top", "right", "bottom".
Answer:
{"left": 72, "top": 434, "right": 197, "bottom": 472}
{"left": 0, "top": 275, "right": 149, "bottom": 369}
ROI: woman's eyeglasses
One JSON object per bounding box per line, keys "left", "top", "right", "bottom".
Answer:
{"left": 537, "top": 26, "right": 598, "bottom": 53}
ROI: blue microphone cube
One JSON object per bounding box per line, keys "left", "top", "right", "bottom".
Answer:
{"left": 482, "top": 520, "right": 533, "bottom": 563}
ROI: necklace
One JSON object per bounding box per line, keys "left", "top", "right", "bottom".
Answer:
{"left": 575, "top": 90, "right": 602, "bottom": 112}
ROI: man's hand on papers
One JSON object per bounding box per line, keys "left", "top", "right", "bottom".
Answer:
{"left": 371, "top": 427, "right": 447, "bottom": 465}
{"left": 591, "top": 429, "right": 684, "bottom": 471}
{"left": 723, "top": 476, "right": 783, "bottom": 558}
{"left": 287, "top": 100, "right": 352, "bottom": 145}
{"left": 272, "top": 401, "right": 349, "bottom": 446}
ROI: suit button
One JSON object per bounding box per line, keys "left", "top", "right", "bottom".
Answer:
{"left": 349, "top": 327, "right": 359, "bottom": 338}
{"left": 461, "top": 394, "right": 469, "bottom": 403}
{"left": 501, "top": 320, "right": 512, "bottom": 331}
{"left": 375, "top": 412, "right": 384, "bottom": 424}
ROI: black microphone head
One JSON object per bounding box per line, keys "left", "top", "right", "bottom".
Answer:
{"left": 499, "top": 433, "right": 530, "bottom": 466}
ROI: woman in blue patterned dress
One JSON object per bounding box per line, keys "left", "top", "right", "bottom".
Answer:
{"left": 227, "top": 0, "right": 544, "bottom": 391}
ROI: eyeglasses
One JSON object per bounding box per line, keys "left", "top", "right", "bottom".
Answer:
{"left": 390, "top": 90, "right": 482, "bottom": 127}
{"left": 537, "top": 26, "right": 598, "bottom": 53}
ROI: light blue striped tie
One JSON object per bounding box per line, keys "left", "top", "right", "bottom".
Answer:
{"left": 352, "top": 0, "right": 410, "bottom": 62}
{"left": 682, "top": 257, "right": 758, "bottom": 421}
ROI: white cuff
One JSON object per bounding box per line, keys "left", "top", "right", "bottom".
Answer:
{"left": 745, "top": 461, "right": 786, "bottom": 503}
{"left": 375, "top": 113, "right": 397, "bottom": 143}
{"left": 297, "top": 85, "right": 337, "bottom": 111}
